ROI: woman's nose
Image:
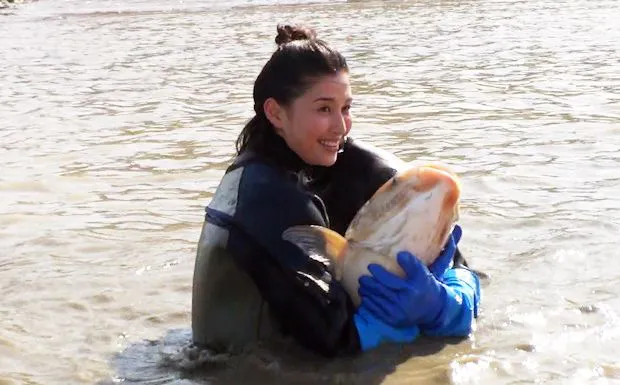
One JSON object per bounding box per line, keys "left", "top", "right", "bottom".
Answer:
{"left": 331, "top": 113, "right": 347, "bottom": 135}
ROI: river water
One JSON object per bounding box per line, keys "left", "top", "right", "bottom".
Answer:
{"left": 1, "top": 0, "right": 619, "bottom": 384}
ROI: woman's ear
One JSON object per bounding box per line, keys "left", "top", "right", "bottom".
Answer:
{"left": 263, "top": 98, "right": 286, "bottom": 130}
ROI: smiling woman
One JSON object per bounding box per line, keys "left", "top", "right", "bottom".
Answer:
{"left": 235, "top": 24, "right": 352, "bottom": 166}
{"left": 263, "top": 70, "right": 353, "bottom": 166}
{"left": 190, "top": 23, "right": 480, "bottom": 358}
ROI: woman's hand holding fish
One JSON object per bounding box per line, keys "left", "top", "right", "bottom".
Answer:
{"left": 353, "top": 305, "right": 420, "bottom": 352}
{"left": 358, "top": 251, "right": 448, "bottom": 328}
{"left": 357, "top": 226, "right": 480, "bottom": 337}
{"left": 428, "top": 225, "right": 462, "bottom": 280}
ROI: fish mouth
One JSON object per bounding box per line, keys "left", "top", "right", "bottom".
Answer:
{"left": 345, "top": 163, "right": 462, "bottom": 249}
{"left": 407, "top": 165, "right": 461, "bottom": 212}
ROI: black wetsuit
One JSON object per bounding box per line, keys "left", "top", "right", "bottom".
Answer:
{"left": 191, "top": 131, "right": 467, "bottom": 357}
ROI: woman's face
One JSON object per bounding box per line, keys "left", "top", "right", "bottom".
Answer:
{"left": 266, "top": 71, "right": 353, "bottom": 167}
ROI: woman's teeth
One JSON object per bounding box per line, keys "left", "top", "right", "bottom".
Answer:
{"left": 320, "top": 140, "right": 339, "bottom": 149}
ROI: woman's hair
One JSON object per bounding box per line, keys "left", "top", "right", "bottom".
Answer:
{"left": 235, "top": 24, "right": 349, "bottom": 154}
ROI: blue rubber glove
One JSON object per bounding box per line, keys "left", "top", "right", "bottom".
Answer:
{"left": 358, "top": 231, "right": 481, "bottom": 337}
{"left": 353, "top": 303, "right": 420, "bottom": 352}
{"left": 356, "top": 225, "right": 461, "bottom": 329}
{"left": 358, "top": 251, "right": 448, "bottom": 329}
{"left": 422, "top": 266, "right": 481, "bottom": 337}
{"left": 428, "top": 225, "right": 462, "bottom": 280}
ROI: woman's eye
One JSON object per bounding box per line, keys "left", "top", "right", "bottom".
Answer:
{"left": 342, "top": 105, "right": 351, "bottom": 113}
{"left": 318, "top": 106, "right": 331, "bottom": 113}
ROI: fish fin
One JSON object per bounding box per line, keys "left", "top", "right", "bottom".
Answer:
{"left": 282, "top": 225, "right": 348, "bottom": 280}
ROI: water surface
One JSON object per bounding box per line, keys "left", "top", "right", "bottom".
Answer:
{"left": 1, "top": 0, "right": 619, "bottom": 384}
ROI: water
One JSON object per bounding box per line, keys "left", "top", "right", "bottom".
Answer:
{"left": 1, "top": 0, "right": 619, "bottom": 383}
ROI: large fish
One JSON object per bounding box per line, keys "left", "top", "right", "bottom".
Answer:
{"left": 282, "top": 163, "right": 461, "bottom": 307}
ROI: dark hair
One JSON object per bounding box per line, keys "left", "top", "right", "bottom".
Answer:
{"left": 235, "top": 24, "right": 349, "bottom": 154}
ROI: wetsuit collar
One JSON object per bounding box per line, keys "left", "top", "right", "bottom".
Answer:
{"left": 237, "top": 128, "right": 349, "bottom": 180}
{"left": 243, "top": 128, "right": 313, "bottom": 174}
{"left": 263, "top": 130, "right": 311, "bottom": 173}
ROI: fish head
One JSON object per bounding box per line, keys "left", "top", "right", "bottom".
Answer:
{"left": 345, "top": 162, "right": 461, "bottom": 265}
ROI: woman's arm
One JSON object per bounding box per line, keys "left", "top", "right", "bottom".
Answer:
{"left": 224, "top": 164, "right": 363, "bottom": 356}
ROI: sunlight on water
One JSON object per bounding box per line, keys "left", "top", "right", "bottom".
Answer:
{"left": 1, "top": 0, "right": 619, "bottom": 384}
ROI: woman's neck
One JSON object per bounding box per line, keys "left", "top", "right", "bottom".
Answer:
{"left": 247, "top": 128, "right": 310, "bottom": 173}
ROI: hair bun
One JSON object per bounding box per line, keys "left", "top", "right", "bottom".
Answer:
{"left": 275, "top": 24, "right": 317, "bottom": 46}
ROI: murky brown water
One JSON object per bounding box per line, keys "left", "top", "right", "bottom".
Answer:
{"left": 1, "top": 0, "right": 619, "bottom": 384}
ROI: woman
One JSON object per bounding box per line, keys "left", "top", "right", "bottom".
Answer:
{"left": 191, "top": 24, "right": 481, "bottom": 358}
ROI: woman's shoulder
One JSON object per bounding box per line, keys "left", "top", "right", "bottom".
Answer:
{"left": 212, "top": 152, "right": 307, "bottom": 206}
{"left": 209, "top": 157, "right": 314, "bottom": 218}
{"left": 228, "top": 155, "right": 298, "bottom": 189}
{"left": 208, "top": 152, "right": 327, "bottom": 230}
{"left": 338, "top": 137, "right": 408, "bottom": 173}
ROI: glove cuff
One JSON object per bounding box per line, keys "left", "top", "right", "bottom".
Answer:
{"left": 354, "top": 308, "right": 420, "bottom": 352}
{"left": 444, "top": 267, "right": 481, "bottom": 318}
{"left": 420, "top": 268, "right": 481, "bottom": 337}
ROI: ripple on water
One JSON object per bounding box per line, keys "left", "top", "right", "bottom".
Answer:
{"left": 1, "top": 0, "right": 619, "bottom": 384}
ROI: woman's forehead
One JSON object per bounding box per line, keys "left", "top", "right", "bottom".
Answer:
{"left": 304, "top": 72, "right": 352, "bottom": 100}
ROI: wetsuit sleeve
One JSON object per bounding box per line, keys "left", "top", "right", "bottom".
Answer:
{"left": 421, "top": 267, "right": 481, "bottom": 337}
{"left": 228, "top": 165, "right": 361, "bottom": 357}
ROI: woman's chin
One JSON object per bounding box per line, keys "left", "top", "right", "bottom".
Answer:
{"left": 303, "top": 146, "right": 340, "bottom": 167}
{"left": 315, "top": 154, "right": 339, "bottom": 167}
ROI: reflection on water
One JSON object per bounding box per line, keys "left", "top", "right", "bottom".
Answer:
{"left": 1, "top": 0, "right": 619, "bottom": 384}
